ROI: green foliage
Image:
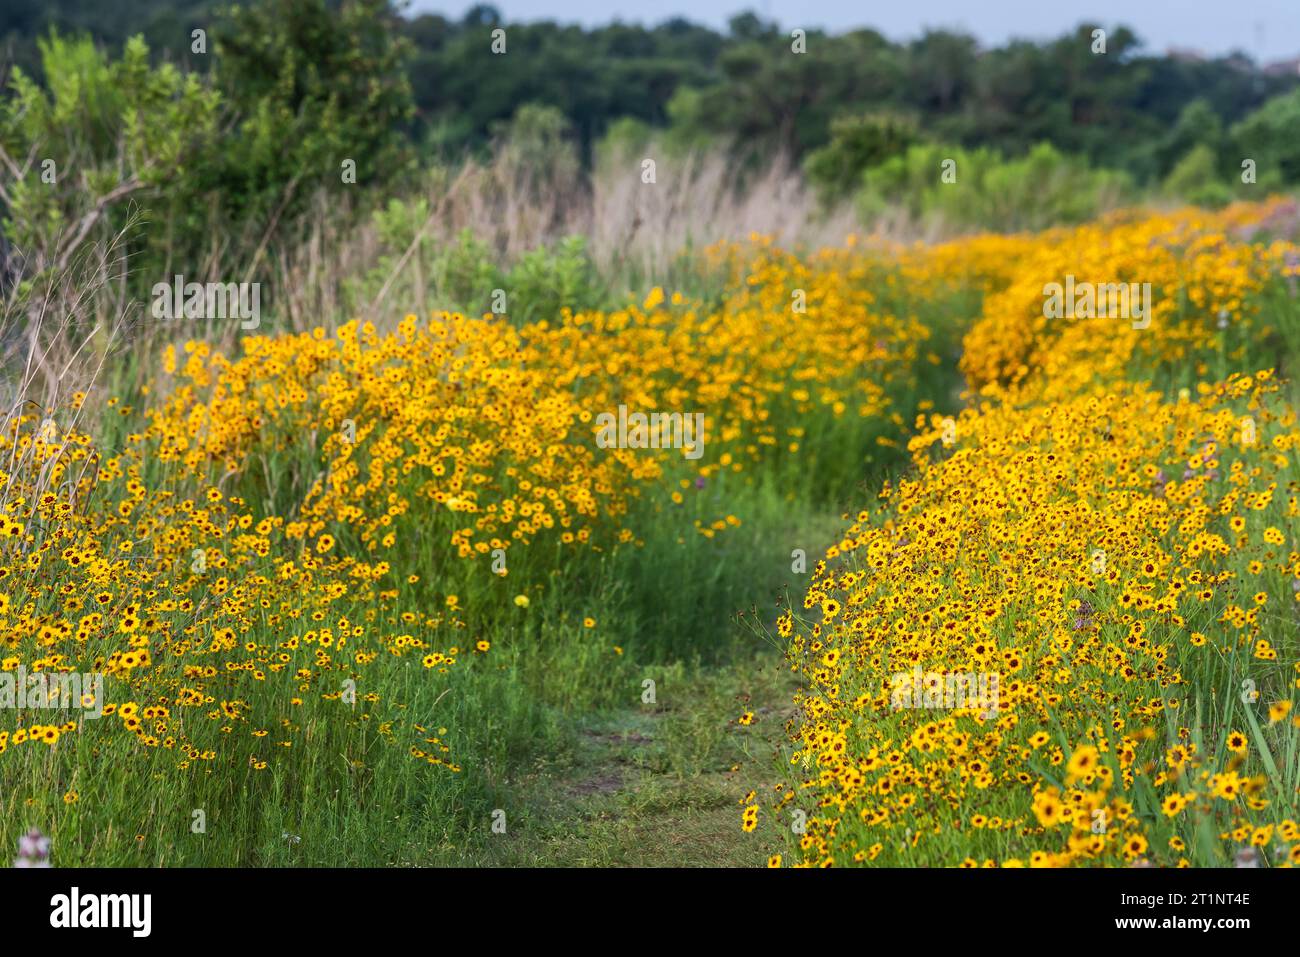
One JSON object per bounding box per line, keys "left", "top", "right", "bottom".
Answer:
{"left": 506, "top": 235, "right": 602, "bottom": 324}
{"left": 1, "top": 0, "right": 414, "bottom": 303}
{"left": 648, "top": 20, "right": 1295, "bottom": 186}
{"left": 859, "top": 141, "right": 1133, "bottom": 232}
{"left": 404, "top": 9, "right": 722, "bottom": 157}
{"left": 342, "top": 205, "right": 501, "bottom": 317}
{"left": 0, "top": 0, "right": 217, "bottom": 78}
{"left": 1155, "top": 99, "right": 1224, "bottom": 177}
{"left": 1231, "top": 87, "right": 1300, "bottom": 187}
{"left": 210, "top": 0, "right": 415, "bottom": 220}
{"left": 439, "top": 228, "right": 502, "bottom": 311}
{"left": 345, "top": 201, "right": 601, "bottom": 323}
{"left": 0, "top": 32, "right": 219, "bottom": 275}
{"left": 804, "top": 112, "right": 919, "bottom": 201}
{"left": 1163, "top": 144, "right": 1233, "bottom": 208}
{"left": 6, "top": 3, "right": 1299, "bottom": 200}
{"left": 668, "top": 26, "right": 906, "bottom": 161}
{"left": 593, "top": 90, "right": 715, "bottom": 160}
{"left": 593, "top": 116, "right": 654, "bottom": 170}
{"left": 489, "top": 103, "right": 580, "bottom": 199}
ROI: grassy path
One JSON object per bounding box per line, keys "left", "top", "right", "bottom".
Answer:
{"left": 440, "top": 504, "right": 855, "bottom": 866}
{"left": 459, "top": 655, "right": 797, "bottom": 866}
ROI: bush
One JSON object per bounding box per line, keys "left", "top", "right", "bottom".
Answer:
{"left": 804, "top": 112, "right": 919, "bottom": 202}
{"left": 1231, "top": 88, "right": 1300, "bottom": 187}
{"left": 1163, "top": 144, "right": 1233, "bottom": 208}
{"left": 506, "top": 235, "right": 603, "bottom": 323}
{"left": 210, "top": 0, "right": 415, "bottom": 220}
{"left": 1, "top": 0, "right": 415, "bottom": 309}
{"left": 858, "top": 141, "right": 1132, "bottom": 232}
{"left": 0, "top": 32, "right": 219, "bottom": 282}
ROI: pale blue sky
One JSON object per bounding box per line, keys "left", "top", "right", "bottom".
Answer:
{"left": 406, "top": 0, "right": 1300, "bottom": 62}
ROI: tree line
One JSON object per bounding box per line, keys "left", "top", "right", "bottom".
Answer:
{"left": 4, "top": 0, "right": 1298, "bottom": 185}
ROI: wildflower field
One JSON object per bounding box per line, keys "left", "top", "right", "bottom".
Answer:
{"left": 758, "top": 200, "right": 1300, "bottom": 867}
{"left": 1, "top": 190, "right": 1297, "bottom": 869}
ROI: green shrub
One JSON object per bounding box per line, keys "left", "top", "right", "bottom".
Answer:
{"left": 505, "top": 235, "right": 603, "bottom": 323}
{"left": 804, "top": 112, "right": 919, "bottom": 201}
{"left": 210, "top": 0, "right": 415, "bottom": 220}
{"left": 344, "top": 205, "right": 600, "bottom": 322}
{"left": 1, "top": 0, "right": 414, "bottom": 308}
{"left": 489, "top": 103, "right": 581, "bottom": 201}
{"left": 858, "top": 141, "right": 1131, "bottom": 232}
{"left": 1163, "top": 144, "right": 1234, "bottom": 208}
{"left": 0, "top": 32, "right": 219, "bottom": 281}
{"left": 1231, "top": 88, "right": 1300, "bottom": 187}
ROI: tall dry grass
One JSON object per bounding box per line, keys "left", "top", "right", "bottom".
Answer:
{"left": 0, "top": 212, "right": 137, "bottom": 418}
{"left": 276, "top": 143, "right": 866, "bottom": 330}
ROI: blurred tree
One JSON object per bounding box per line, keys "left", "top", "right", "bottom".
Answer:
{"left": 211, "top": 0, "right": 414, "bottom": 217}
{"left": 805, "top": 113, "right": 920, "bottom": 201}
{"left": 1231, "top": 88, "right": 1300, "bottom": 186}
{"left": 905, "top": 31, "right": 977, "bottom": 114}
{"left": 2, "top": 1, "right": 1298, "bottom": 188}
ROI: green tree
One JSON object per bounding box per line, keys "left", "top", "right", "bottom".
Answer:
{"left": 1163, "top": 144, "right": 1233, "bottom": 206}
{"left": 805, "top": 112, "right": 919, "bottom": 201}
{"left": 1231, "top": 88, "right": 1300, "bottom": 186}
{"left": 211, "top": 0, "right": 415, "bottom": 218}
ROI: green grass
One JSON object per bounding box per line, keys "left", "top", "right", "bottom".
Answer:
{"left": 437, "top": 655, "right": 798, "bottom": 867}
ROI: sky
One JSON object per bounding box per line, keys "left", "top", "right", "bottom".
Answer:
{"left": 407, "top": 0, "right": 1300, "bottom": 63}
